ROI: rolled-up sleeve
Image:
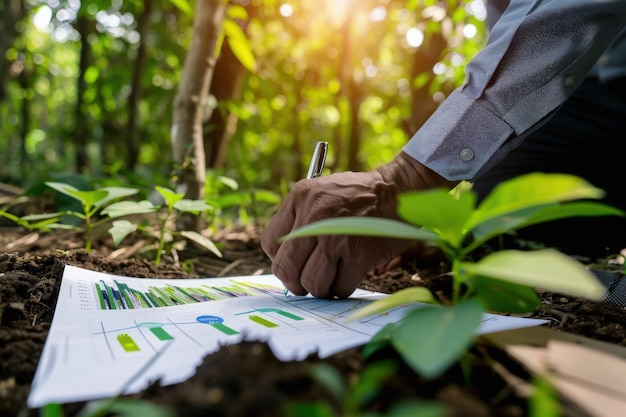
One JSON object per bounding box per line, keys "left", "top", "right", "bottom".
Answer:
{"left": 403, "top": 0, "right": 626, "bottom": 181}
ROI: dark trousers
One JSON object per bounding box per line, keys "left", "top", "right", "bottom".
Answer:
{"left": 472, "top": 77, "right": 626, "bottom": 257}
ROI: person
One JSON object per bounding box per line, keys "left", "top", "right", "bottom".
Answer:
{"left": 261, "top": 0, "right": 626, "bottom": 299}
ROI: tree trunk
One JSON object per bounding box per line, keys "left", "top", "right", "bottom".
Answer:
{"left": 126, "top": 0, "right": 153, "bottom": 171}
{"left": 403, "top": 32, "right": 447, "bottom": 136}
{"left": 346, "top": 76, "right": 364, "bottom": 172}
{"left": 172, "top": 0, "right": 226, "bottom": 231}
{"left": 0, "top": 0, "right": 25, "bottom": 102}
{"left": 74, "top": 15, "right": 93, "bottom": 173}
{"left": 203, "top": 39, "right": 246, "bottom": 169}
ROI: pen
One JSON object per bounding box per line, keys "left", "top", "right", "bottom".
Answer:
{"left": 284, "top": 141, "right": 329, "bottom": 296}
{"left": 306, "top": 141, "right": 328, "bottom": 180}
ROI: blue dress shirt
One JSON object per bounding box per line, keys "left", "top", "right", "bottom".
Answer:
{"left": 403, "top": 0, "right": 626, "bottom": 181}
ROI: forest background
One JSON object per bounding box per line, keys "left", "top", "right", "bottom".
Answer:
{"left": 0, "top": 0, "right": 487, "bottom": 223}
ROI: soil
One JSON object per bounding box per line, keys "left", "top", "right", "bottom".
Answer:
{"left": 1, "top": 213, "right": 626, "bottom": 416}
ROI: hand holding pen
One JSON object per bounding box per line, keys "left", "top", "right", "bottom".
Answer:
{"left": 261, "top": 148, "right": 448, "bottom": 298}
{"left": 281, "top": 141, "right": 328, "bottom": 295}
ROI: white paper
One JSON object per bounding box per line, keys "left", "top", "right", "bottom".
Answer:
{"left": 28, "top": 265, "right": 548, "bottom": 407}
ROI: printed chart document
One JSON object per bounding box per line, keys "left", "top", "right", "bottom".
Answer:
{"left": 28, "top": 265, "right": 548, "bottom": 407}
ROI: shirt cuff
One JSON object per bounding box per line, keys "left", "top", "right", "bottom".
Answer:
{"left": 403, "top": 90, "right": 514, "bottom": 181}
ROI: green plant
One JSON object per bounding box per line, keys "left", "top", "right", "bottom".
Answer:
{"left": 103, "top": 186, "right": 221, "bottom": 265}
{"left": 204, "top": 170, "right": 282, "bottom": 228}
{"left": 286, "top": 361, "right": 444, "bottom": 417}
{"left": 282, "top": 173, "right": 623, "bottom": 378}
{"left": 44, "top": 182, "right": 141, "bottom": 252}
{"left": 0, "top": 206, "right": 63, "bottom": 233}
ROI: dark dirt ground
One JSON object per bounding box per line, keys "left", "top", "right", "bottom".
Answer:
{"left": 1, "top": 216, "right": 626, "bottom": 417}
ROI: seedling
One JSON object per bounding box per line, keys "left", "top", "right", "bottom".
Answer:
{"left": 103, "top": 186, "right": 221, "bottom": 265}
{"left": 44, "top": 182, "right": 140, "bottom": 252}
{"left": 281, "top": 173, "right": 623, "bottom": 378}
{"left": 286, "top": 361, "right": 445, "bottom": 417}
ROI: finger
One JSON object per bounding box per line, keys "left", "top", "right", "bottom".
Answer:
{"left": 261, "top": 187, "right": 304, "bottom": 259}
{"left": 373, "top": 255, "right": 404, "bottom": 275}
{"left": 329, "top": 237, "right": 373, "bottom": 298}
{"left": 299, "top": 236, "right": 339, "bottom": 298}
{"left": 271, "top": 235, "right": 317, "bottom": 295}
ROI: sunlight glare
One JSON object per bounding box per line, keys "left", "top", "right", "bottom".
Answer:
{"left": 368, "top": 6, "right": 386, "bottom": 22}
{"left": 279, "top": 4, "right": 293, "bottom": 17}
{"left": 463, "top": 24, "right": 477, "bottom": 39}
{"left": 32, "top": 6, "right": 53, "bottom": 32}
{"left": 468, "top": 0, "right": 487, "bottom": 21}
{"left": 406, "top": 28, "right": 424, "bottom": 48}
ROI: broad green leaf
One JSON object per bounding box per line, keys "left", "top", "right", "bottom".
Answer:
{"left": 347, "top": 287, "right": 437, "bottom": 322}
{"left": 388, "top": 401, "right": 446, "bottom": 417}
{"left": 227, "top": 4, "right": 249, "bottom": 20}
{"left": 95, "top": 186, "right": 139, "bottom": 209}
{"left": 21, "top": 212, "right": 65, "bottom": 221}
{"left": 473, "top": 276, "right": 541, "bottom": 313}
{"left": 174, "top": 199, "right": 213, "bottom": 213}
{"left": 362, "top": 323, "right": 396, "bottom": 358}
{"left": 461, "top": 249, "right": 605, "bottom": 300}
{"left": 215, "top": 191, "right": 252, "bottom": 207}
{"left": 68, "top": 189, "right": 109, "bottom": 208}
{"left": 167, "top": 0, "right": 192, "bottom": 15}
{"left": 217, "top": 175, "right": 239, "bottom": 190}
{"left": 102, "top": 201, "right": 159, "bottom": 218}
{"left": 77, "top": 398, "right": 174, "bottom": 417}
{"left": 471, "top": 201, "right": 624, "bottom": 245}
{"left": 397, "top": 189, "right": 475, "bottom": 248}
{"left": 215, "top": 190, "right": 280, "bottom": 208}
{"left": 350, "top": 360, "right": 398, "bottom": 408}
{"left": 46, "top": 181, "right": 110, "bottom": 208}
{"left": 24, "top": 217, "right": 63, "bottom": 232}
{"left": 223, "top": 20, "right": 256, "bottom": 72}
{"left": 181, "top": 231, "right": 222, "bottom": 257}
{"left": 280, "top": 217, "right": 439, "bottom": 243}
{"left": 45, "top": 182, "right": 80, "bottom": 198}
{"left": 391, "top": 299, "right": 483, "bottom": 378}
{"left": 155, "top": 186, "right": 184, "bottom": 210}
{"left": 308, "top": 364, "right": 347, "bottom": 400}
{"left": 529, "top": 376, "right": 560, "bottom": 417}
{"left": 468, "top": 173, "right": 605, "bottom": 231}
{"left": 251, "top": 190, "right": 281, "bottom": 205}
{"left": 40, "top": 403, "right": 63, "bottom": 417}
{"left": 520, "top": 201, "right": 624, "bottom": 226}
{"left": 108, "top": 220, "right": 137, "bottom": 248}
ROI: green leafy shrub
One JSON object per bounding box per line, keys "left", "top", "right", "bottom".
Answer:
{"left": 282, "top": 173, "right": 624, "bottom": 378}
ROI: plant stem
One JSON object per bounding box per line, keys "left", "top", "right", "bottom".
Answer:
{"left": 155, "top": 216, "right": 168, "bottom": 265}
{"left": 451, "top": 258, "right": 462, "bottom": 304}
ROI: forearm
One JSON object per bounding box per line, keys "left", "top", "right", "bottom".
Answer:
{"left": 404, "top": 0, "right": 626, "bottom": 181}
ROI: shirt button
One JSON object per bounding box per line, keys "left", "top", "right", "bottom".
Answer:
{"left": 564, "top": 75, "right": 576, "bottom": 87}
{"left": 460, "top": 148, "right": 474, "bottom": 161}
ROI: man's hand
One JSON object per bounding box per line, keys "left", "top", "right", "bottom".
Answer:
{"left": 261, "top": 152, "right": 456, "bottom": 298}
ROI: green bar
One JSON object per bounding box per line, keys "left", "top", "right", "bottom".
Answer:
{"left": 152, "top": 287, "right": 174, "bottom": 306}
{"left": 146, "top": 292, "right": 162, "bottom": 307}
{"left": 165, "top": 287, "right": 186, "bottom": 304}
{"left": 211, "top": 323, "right": 239, "bottom": 335}
{"left": 135, "top": 290, "right": 152, "bottom": 308}
{"left": 103, "top": 281, "right": 116, "bottom": 310}
{"left": 149, "top": 326, "right": 174, "bottom": 341}
{"left": 275, "top": 310, "right": 304, "bottom": 320}
{"left": 95, "top": 283, "right": 106, "bottom": 310}
{"left": 249, "top": 315, "right": 278, "bottom": 328}
{"left": 173, "top": 286, "right": 198, "bottom": 303}
{"left": 117, "top": 333, "right": 140, "bottom": 352}
{"left": 115, "top": 281, "right": 135, "bottom": 309}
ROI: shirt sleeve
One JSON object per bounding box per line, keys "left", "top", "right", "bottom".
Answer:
{"left": 403, "top": 0, "right": 626, "bottom": 181}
